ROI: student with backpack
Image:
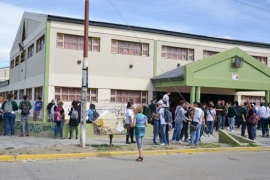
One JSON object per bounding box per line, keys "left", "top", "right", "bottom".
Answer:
{"left": 1, "top": 93, "right": 18, "bottom": 137}
{"left": 53, "top": 101, "right": 65, "bottom": 139}
{"left": 68, "top": 101, "right": 80, "bottom": 139}
{"left": 87, "top": 104, "right": 99, "bottom": 123}
{"left": 33, "top": 96, "right": 42, "bottom": 121}
{"left": 19, "top": 95, "right": 32, "bottom": 137}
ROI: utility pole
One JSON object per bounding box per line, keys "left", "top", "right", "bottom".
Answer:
{"left": 80, "top": 0, "right": 89, "bottom": 148}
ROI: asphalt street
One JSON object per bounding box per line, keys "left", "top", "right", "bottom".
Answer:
{"left": 0, "top": 151, "right": 269, "bottom": 180}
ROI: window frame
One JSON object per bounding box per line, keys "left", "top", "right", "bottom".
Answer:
{"left": 28, "top": 44, "right": 34, "bottom": 58}
{"left": 36, "top": 35, "right": 45, "bottom": 53}
{"left": 26, "top": 88, "right": 32, "bottom": 101}
{"left": 161, "top": 45, "right": 194, "bottom": 61}
{"left": 110, "top": 90, "right": 147, "bottom": 104}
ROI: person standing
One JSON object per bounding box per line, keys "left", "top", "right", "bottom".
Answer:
{"left": 19, "top": 95, "right": 32, "bottom": 137}
{"left": 187, "top": 102, "right": 205, "bottom": 146}
{"left": 227, "top": 102, "right": 237, "bottom": 132}
{"left": 33, "top": 96, "right": 42, "bottom": 121}
{"left": 125, "top": 101, "right": 136, "bottom": 144}
{"left": 180, "top": 106, "right": 191, "bottom": 142}
{"left": 246, "top": 103, "right": 256, "bottom": 140}
{"left": 87, "top": 104, "right": 99, "bottom": 123}
{"left": 68, "top": 100, "right": 80, "bottom": 139}
{"left": 51, "top": 98, "right": 60, "bottom": 122}
{"left": 172, "top": 100, "right": 190, "bottom": 143}
{"left": 132, "top": 105, "right": 148, "bottom": 162}
{"left": 149, "top": 99, "right": 157, "bottom": 115}
{"left": 234, "top": 101, "right": 242, "bottom": 128}
{"left": 47, "top": 100, "right": 55, "bottom": 122}
{"left": 159, "top": 102, "right": 169, "bottom": 146}
{"left": 54, "top": 101, "right": 65, "bottom": 139}
{"left": 1, "top": 94, "right": 18, "bottom": 137}
{"left": 152, "top": 100, "right": 162, "bottom": 145}
{"left": 241, "top": 102, "right": 248, "bottom": 137}
{"left": 206, "top": 103, "right": 216, "bottom": 136}
{"left": 215, "top": 99, "right": 223, "bottom": 131}
{"left": 258, "top": 102, "right": 269, "bottom": 137}
{"left": 163, "top": 92, "right": 170, "bottom": 107}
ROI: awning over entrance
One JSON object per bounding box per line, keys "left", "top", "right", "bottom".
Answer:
{"left": 151, "top": 47, "right": 270, "bottom": 103}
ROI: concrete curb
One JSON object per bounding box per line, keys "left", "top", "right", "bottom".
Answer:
{"left": 1, "top": 147, "right": 270, "bottom": 162}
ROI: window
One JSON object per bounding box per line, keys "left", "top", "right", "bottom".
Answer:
{"left": 19, "top": 89, "right": 24, "bottom": 100}
{"left": 20, "top": 51, "right": 26, "bottom": 63}
{"left": 26, "top": 88, "right": 32, "bottom": 100}
{"left": 13, "top": 90, "right": 18, "bottom": 100}
{"left": 253, "top": 56, "right": 267, "bottom": 65}
{"left": 111, "top": 40, "right": 149, "bottom": 56}
{"left": 110, "top": 90, "right": 147, "bottom": 104}
{"left": 28, "top": 44, "right": 34, "bottom": 58}
{"left": 36, "top": 35, "right": 45, "bottom": 53}
{"left": 161, "top": 45, "right": 194, "bottom": 61}
{"left": 34, "top": 87, "right": 43, "bottom": 100}
{"left": 10, "top": 60, "right": 14, "bottom": 68}
{"left": 241, "top": 96, "right": 264, "bottom": 106}
{"left": 203, "top": 50, "right": 219, "bottom": 59}
{"left": 54, "top": 87, "right": 98, "bottom": 102}
{"left": 56, "top": 33, "right": 100, "bottom": 52}
{"left": 15, "top": 56, "right": 19, "bottom": 66}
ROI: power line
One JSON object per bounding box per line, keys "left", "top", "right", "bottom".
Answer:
{"left": 106, "top": 0, "right": 186, "bottom": 101}
{"left": 233, "top": 0, "right": 270, "bottom": 12}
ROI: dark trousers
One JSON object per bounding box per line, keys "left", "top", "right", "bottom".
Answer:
{"left": 180, "top": 122, "right": 189, "bottom": 141}
{"left": 247, "top": 124, "right": 254, "bottom": 140}
{"left": 241, "top": 120, "right": 246, "bottom": 136}
{"left": 4, "top": 113, "right": 16, "bottom": 136}
{"left": 126, "top": 125, "right": 135, "bottom": 142}
{"left": 261, "top": 118, "right": 269, "bottom": 136}
{"left": 236, "top": 115, "right": 242, "bottom": 128}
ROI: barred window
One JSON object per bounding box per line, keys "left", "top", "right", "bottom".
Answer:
{"left": 10, "top": 60, "right": 14, "bottom": 68}
{"left": 111, "top": 40, "right": 149, "bottom": 56}
{"left": 203, "top": 50, "right": 219, "bottom": 59}
{"left": 253, "top": 56, "right": 267, "bottom": 65}
{"left": 110, "top": 90, "right": 147, "bottom": 104}
{"left": 20, "top": 51, "right": 26, "bottom": 63}
{"left": 19, "top": 89, "right": 24, "bottom": 100}
{"left": 36, "top": 35, "right": 45, "bottom": 53}
{"left": 26, "top": 88, "right": 32, "bottom": 100}
{"left": 161, "top": 45, "right": 194, "bottom": 61}
{"left": 55, "top": 87, "right": 98, "bottom": 103}
{"left": 34, "top": 87, "right": 43, "bottom": 100}
{"left": 56, "top": 33, "right": 100, "bottom": 52}
{"left": 15, "top": 56, "right": 19, "bottom": 66}
{"left": 28, "top": 44, "right": 34, "bottom": 58}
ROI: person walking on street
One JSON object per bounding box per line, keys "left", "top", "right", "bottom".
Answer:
{"left": 132, "top": 105, "right": 148, "bottom": 162}
{"left": 33, "top": 96, "right": 42, "bottom": 121}
{"left": 1, "top": 94, "right": 18, "bottom": 137}
{"left": 19, "top": 95, "right": 32, "bottom": 137}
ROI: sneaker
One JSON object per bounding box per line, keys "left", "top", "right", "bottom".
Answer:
{"left": 4, "top": 135, "right": 7, "bottom": 137}
{"left": 126, "top": 142, "right": 131, "bottom": 144}
{"left": 210, "top": 134, "right": 212, "bottom": 137}
{"left": 231, "top": 130, "right": 234, "bottom": 132}
{"left": 11, "top": 135, "right": 14, "bottom": 137}
{"left": 172, "top": 140, "right": 176, "bottom": 143}
{"left": 201, "top": 136, "right": 205, "bottom": 139}
{"left": 160, "top": 143, "right": 165, "bottom": 146}
{"left": 60, "top": 137, "right": 64, "bottom": 139}
{"left": 207, "top": 134, "right": 210, "bottom": 137}
{"left": 26, "top": 134, "right": 30, "bottom": 137}
{"left": 177, "top": 140, "right": 183, "bottom": 144}
{"left": 227, "top": 127, "right": 230, "bottom": 130}
{"left": 187, "top": 143, "right": 194, "bottom": 146}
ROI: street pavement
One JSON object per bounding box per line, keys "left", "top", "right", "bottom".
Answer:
{"left": 0, "top": 151, "right": 269, "bottom": 180}
{"left": 0, "top": 128, "right": 269, "bottom": 149}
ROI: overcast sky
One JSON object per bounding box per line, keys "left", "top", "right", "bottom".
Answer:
{"left": 0, "top": 0, "right": 270, "bottom": 68}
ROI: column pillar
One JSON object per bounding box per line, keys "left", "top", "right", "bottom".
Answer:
{"left": 195, "top": 86, "right": 201, "bottom": 102}
{"left": 190, "top": 86, "right": 195, "bottom": 104}
{"left": 265, "top": 90, "right": 270, "bottom": 105}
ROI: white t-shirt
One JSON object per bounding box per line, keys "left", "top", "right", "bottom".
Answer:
{"left": 193, "top": 107, "right": 204, "bottom": 123}
{"left": 206, "top": 109, "right": 216, "bottom": 121}
{"left": 159, "top": 108, "right": 167, "bottom": 125}
{"left": 125, "top": 108, "right": 134, "bottom": 124}
{"left": 163, "top": 94, "right": 169, "bottom": 106}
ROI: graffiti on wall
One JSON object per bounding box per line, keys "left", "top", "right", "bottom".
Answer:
{"left": 16, "top": 123, "right": 55, "bottom": 134}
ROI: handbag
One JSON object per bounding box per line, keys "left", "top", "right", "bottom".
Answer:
{"left": 190, "top": 124, "right": 197, "bottom": 131}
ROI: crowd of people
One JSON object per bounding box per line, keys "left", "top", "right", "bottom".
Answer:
{"left": 125, "top": 92, "right": 270, "bottom": 161}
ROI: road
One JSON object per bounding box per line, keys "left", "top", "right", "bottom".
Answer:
{"left": 0, "top": 151, "right": 269, "bottom": 180}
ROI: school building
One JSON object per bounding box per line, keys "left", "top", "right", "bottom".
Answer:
{"left": 1, "top": 11, "right": 270, "bottom": 121}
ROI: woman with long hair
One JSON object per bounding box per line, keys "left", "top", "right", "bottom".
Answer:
{"left": 54, "top": 101, "right": 65, "bottom": 139}
{"left": 132, "top": 105, "right": 148, "bottom": 162}
{"left": 68, "top": 100, "right": 80, "bottom": 139}
{"left": 125, "top": 101, "right": 136, "bottom": 144}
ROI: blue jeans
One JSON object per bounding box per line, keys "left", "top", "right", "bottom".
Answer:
{"left": 261, "top": 118, "right": 269, "bottom": 136}
{"left": 236, "top": 115, "right": 241, "bottom": 128}
{"left": 3, "top": 113, "right": 16, "bottom": 136}
{"left": 219, "top": 115, "right": 226, "bottom": 129}
{"left": 241, "top": 120, "right": 246, "bottom": 136}
{"left": 172, "top": 121, "right": 183, "bottom": 141}
{"left": 54, "top": 120, "right": 64, "bottom": 138}
{"left": 136, "top": 136, "right": 143, "bottom": 148}
{"left": 253, "top": 126, "right": 257, "bottom": 138}
{"left": 190, "top": 124, "right": 202, "bottom": 145}
{"left": 153, "top": 120, "right": 160, "bottom": 145}
{"left": 159, "top": 124, "right": 168, "bottom": 145}
{"left": 228, "top": 117, "right": 235, "bottom": 130}
{"left": 206, "top": 121, "right": 214, "bottom": 135}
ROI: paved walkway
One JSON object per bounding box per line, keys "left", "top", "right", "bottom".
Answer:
{"left": 0, "top": 128, "right": 269, "bottom": 149}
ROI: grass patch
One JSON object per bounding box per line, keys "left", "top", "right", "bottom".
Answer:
{"left": 5, "top": 147, "right": 15, "bottom": 150}
{"left": 91, "top": 144, "right": 126, "bottom": 151}
{"left": 199, "top": 143, "right": 221, "bottom": 148}
{"left": 246, "top": 143, "right": 257, "bottom": 147}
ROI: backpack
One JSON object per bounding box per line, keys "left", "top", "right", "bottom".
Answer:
{"left": 21, "top": 101, "right": 30, "bottom": 115}
{"left": 247, "top": 114, "right": 260, "bottom": 125}
{"left": 163, "top": 107, "right": 173, "bottom": 123}
{"left": 54, "top": 107, "right": 63, "bottom": 121}
{"left": 4, "top": 101, "right": 13, "bottom": 113}
{"left": 70, "top": 109, "right": 79, "bottom": 120}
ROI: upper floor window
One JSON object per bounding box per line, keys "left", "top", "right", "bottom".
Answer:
{"left": 110, "top": 90, "right": 147, "bottom": 104}
{"left": 54, "top": 87, "right": 98, "bottom": 103}
{"left": 36, "top": 35, "right": 45, "bottom": 53}
{"left": 161, "top": 45, "right": 194, "bottom": 61}
{"left": 34, "top": 87, "right": 43, "bottom": 100}
{"left": 56, "top": 33, "right": 100, "bottom": 52}
{"left": 111, "top": 40, "right": 149, "bottom": 56}
{"left": 203, "top": 50, "right": 219, "bottom": 59}
{"left": 10, "top": 60, "right": 14, "bottom": 69}
{"left": 26, "top": 88, "right": 32, "bottom": 101}
{"left": 20, "top": 51, "right": 26, "bottom": 63}
{"left": 15, "top": 56, "right": 19, "bottom": 66}
{"left": 19, "top": 89, "right": 24, "bottom": 100}
{"left": 253, "top": 56, "right": 267, "bottom": 65}
{"left": 28, "top": 44, "right": 34, "bottom": 58}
